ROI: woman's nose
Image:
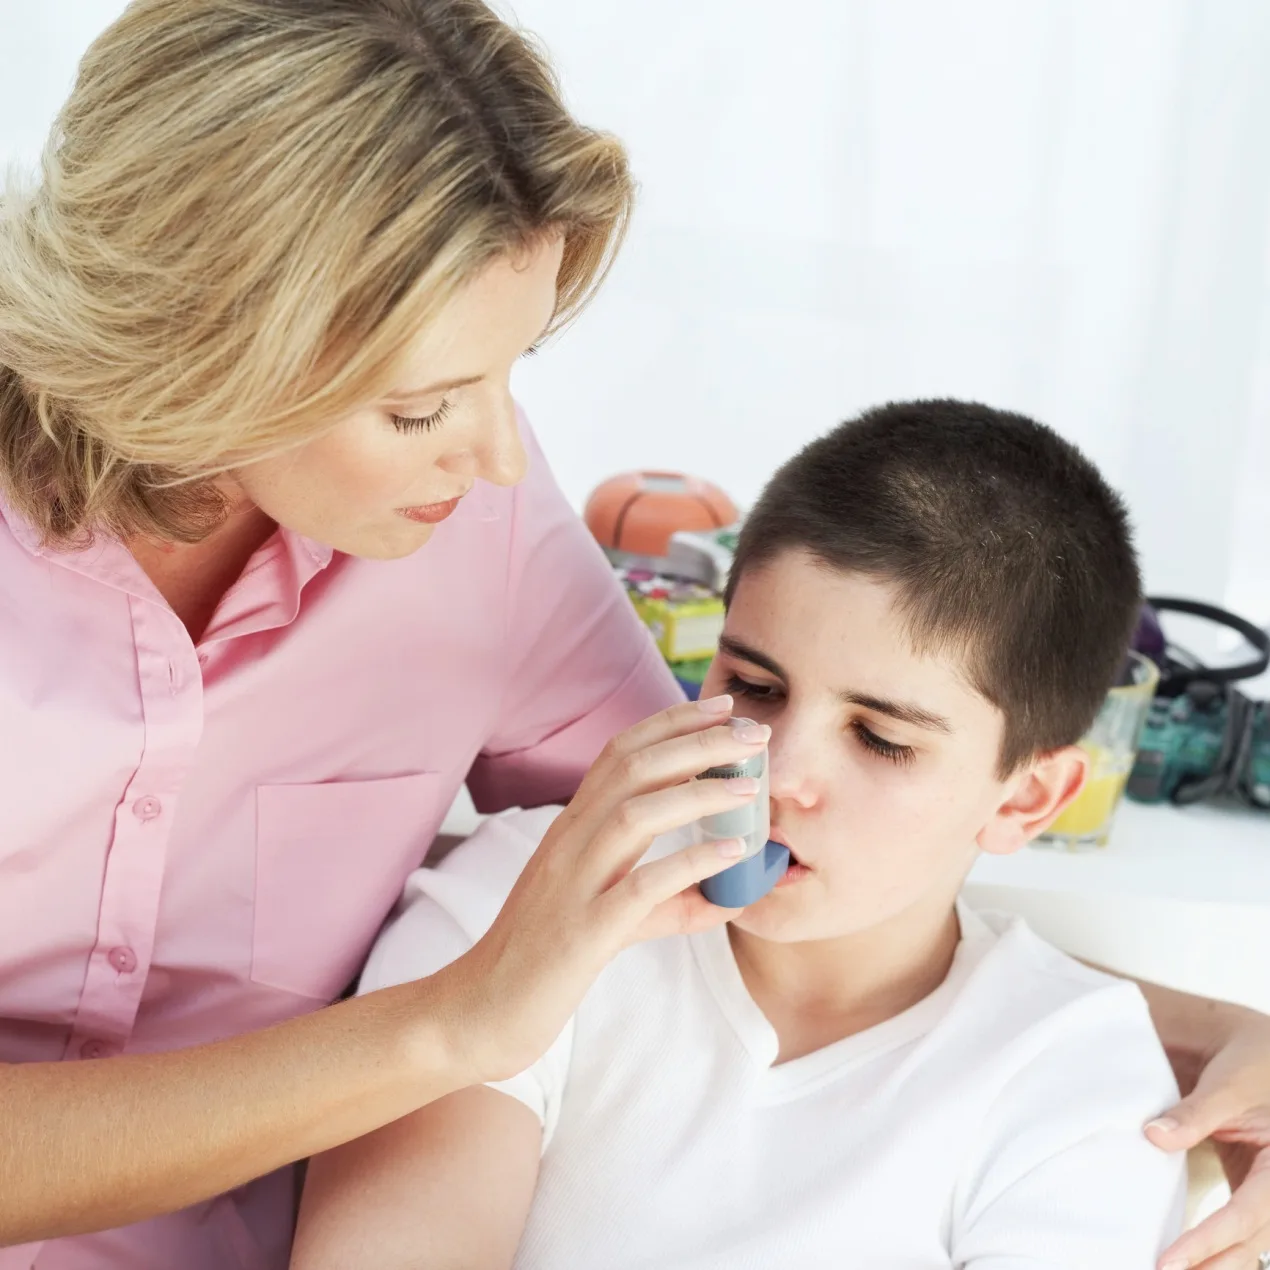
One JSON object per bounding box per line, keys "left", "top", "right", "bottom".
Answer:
{"left": 477, "top": 390, "right": 528, "bottom": 488}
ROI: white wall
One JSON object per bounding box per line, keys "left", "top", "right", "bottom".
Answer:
{"left": 0, "top": 4, "right": 129, "bottom": 162}
{"left": 5, "top": 0, "right": 1268, "bottom": 622}
{"left": 500, "top": 0, "right": 1270, "bottom": 622}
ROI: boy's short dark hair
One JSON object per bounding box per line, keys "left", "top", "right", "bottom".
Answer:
{"left": 727, "top": 399, "right": 1142, "bottom": 773}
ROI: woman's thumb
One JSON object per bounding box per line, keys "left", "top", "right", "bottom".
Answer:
{"left": 1145, "top": 1076, "right": 1240, "bottom": 1153}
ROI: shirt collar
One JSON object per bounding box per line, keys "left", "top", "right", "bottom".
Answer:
{"left": 0, "top": 488, "right": 333, "bottom": 607}
{"left": 0, "top": 488, "right": 46, "bottom": 557}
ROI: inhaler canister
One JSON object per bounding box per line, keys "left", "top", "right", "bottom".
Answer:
{"left": 694, "top": 720, "right": 789, "bottom": 907}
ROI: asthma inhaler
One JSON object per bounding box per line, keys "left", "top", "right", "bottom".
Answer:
{"left": 694, "top": 720, "right": 790, "bottom": 907}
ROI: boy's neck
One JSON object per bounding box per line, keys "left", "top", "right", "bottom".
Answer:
{"left": 728, "top": 897, "right": 962, "bottom": 1065}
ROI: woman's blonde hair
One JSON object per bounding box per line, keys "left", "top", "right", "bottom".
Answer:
{"left": 0, "top": 0, "right": 632, "bottom": 546}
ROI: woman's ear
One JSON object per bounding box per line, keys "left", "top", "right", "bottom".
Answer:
{"left": 976, "top": 746, "right": 1089, "bottom": 857}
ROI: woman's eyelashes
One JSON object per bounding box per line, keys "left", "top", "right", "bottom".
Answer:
{"left": 391, "top": 398, "right": 453, "bottom": 433}
{"left": 725, "top": 672, "right": 915, "bottom": 767}
{"left": 391, "top": 345, "right": 538, "bottom": 432}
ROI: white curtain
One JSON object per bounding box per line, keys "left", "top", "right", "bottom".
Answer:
{"left": 5, "top": 0, "right": 1268, "bottom": 620}
{"left": 503, "top": 0, "right": 1270, "bottom": 624}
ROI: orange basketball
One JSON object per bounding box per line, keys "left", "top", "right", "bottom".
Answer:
{"left": 584, "top": 471, "right": 738, "bottom": 557}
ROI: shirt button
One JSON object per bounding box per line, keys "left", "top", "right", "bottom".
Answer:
{"left": 197, "top": 651, "right": 209, "bottom": 667}
{"left": 80, "top": 1040, "right": 112, "bottom": 1060}
{"left": 108, "top": 946, "right": 138, "bottom": 974}
{"left": 132, "top": 796, "right": 162, "bottom": 821}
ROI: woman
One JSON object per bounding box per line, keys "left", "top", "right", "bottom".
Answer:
{"left": 0, "top": 2, "right": 761, "bottom": 1265}
{"left": 0, "top": 2, "right": 1265, "bottom": 1269}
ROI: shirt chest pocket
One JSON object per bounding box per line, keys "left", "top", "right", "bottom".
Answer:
{"left": 252, "top": 773, "right": 447, "bottom": 1001}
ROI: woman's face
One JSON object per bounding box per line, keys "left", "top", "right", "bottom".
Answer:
{"left": 230, "top": 234, "right": 564, "bottom": 558}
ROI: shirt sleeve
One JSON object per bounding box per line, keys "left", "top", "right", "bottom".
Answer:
{"left": 950, "top": 981, "right": 1187, "bottom": 1269}
{"left": 356, "top": 807, "right": 575, "bottom": 1147}
{"left": 465, "top": 413, "right": 684, "bottom": 814}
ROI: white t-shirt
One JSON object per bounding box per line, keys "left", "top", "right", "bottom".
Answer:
{"left": 360, "top": 808, "right": 1186, "bottom": 1269}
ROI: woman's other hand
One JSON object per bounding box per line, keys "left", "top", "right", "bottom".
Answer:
{"left": 1149, "top": 1004, "right": 1270, "bottom": 1270}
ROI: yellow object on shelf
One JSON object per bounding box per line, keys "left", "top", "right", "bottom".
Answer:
{"left": 1037, "top": 651, "right": 1160, "bottom": 850}
{"left": 1046, "top": 747, "right": 1131, "bottom": 842}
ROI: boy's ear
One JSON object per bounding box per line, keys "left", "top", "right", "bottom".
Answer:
{"left": 976, "top": 745, "right": 1089, "bottom": 857}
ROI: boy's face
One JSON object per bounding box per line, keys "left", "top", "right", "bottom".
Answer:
{"left": 700, "top": 549, "right": 1082, "bottom": 945}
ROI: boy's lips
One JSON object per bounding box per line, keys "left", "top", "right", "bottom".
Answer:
{"left": 775, "top": 861, "right": 811, "bottom": 888}
{"left": 767, "top": 827, "right": 805, "bottom": 867}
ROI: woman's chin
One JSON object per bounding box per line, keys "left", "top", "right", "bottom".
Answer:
{"left": 325, "top": 516, "right": 440, "bottom": 560}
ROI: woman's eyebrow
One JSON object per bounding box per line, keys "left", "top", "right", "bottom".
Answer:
{"left": 382, "top": 373, "right": 484, "bottom": 404}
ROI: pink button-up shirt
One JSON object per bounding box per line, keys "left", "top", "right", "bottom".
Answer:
{"left": 0, "top": 417, "right": 681, "bottom": 1270}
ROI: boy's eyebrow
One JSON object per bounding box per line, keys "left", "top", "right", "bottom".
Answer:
{"left": 841, "top": 691, "right": 953, "bottom": 734}
{"left": 718, "top": 635, "right": 953, "bottom": 734}
{"left": 718, "top": 636, "right": 786, "bottom": 679}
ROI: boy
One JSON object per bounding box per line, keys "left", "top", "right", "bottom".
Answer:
{"left": 296, "top": 400, "right": 1185, "bottom": 1267}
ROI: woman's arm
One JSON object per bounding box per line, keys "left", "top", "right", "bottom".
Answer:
{"left": 0, "top": 697, "right": 757, "bottom": 1246}
{"left": 0, "top": 978, "right": 466, "bottom": 1245}
{"left": 292, "top": 1087, "right": 542, "bottom": 1270}
{"left": 1134, "top": 978, "right": 1251, "bottom": 1092}
{"left": 1128, "top": 979, "right": 1270, "bottom": 1270}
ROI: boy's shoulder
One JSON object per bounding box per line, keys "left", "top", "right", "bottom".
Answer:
{"left": 964, "top": 903, "right": 1136, "bottom": 997}
{"left": 950, "top": 904, "right": 1167, "bottom": 1068}
{"left": 940, "top": 906, "right": 1179, "bottom": 1200}
{"left": 942, "top": 908, "right": 1185, "bottom": 1249}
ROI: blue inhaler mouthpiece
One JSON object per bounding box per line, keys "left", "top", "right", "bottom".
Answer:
{"left": 700, "top": 839, "right": 790, "bottom": 908}
{"left": 694, "top": 724, "right": 790, "bottom": 908}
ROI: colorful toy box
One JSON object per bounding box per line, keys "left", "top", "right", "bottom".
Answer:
{"left": 622, "top": 570, "right": 724, "bottom": 663}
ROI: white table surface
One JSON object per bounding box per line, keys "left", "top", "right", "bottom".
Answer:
{"left": 966, "top": 799, "right": 1269, "bottom": 1010}
{"left": 970, "top": 799, "right": 1270, "bottom": 905}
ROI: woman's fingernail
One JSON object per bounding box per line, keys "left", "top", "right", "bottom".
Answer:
{"left": 724, "top": 776, "right": 760, "bottom": 794}
{"left": 717, "top": 838, "right": 746, "bottom": 857}
{"left": 1159, "top": 1260, "right": 1188, "bottom": 1270}
{"left": 1145, "top": 1117, "right": 1179, "bottom": 1135}
{"left": 697, "top": 694, "right": 733, "bottom": 714}
{"left": 732, "top": 722, "right": 770, "bottom": 744}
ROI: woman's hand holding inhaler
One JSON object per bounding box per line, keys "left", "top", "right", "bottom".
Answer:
{"left": 434, "top": 696, "right": 766, "bottom": 1084}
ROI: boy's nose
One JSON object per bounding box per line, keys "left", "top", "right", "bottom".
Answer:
{"left": 767, "top": 731, "right": 821, "bottom": 811}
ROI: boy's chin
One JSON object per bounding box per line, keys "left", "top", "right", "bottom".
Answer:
{"left": 729, "top": 886, "right": 827, "bottom": 943}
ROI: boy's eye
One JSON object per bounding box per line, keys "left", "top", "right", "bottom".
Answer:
{"left": 852, "top": 720, "right": 916, "bottom": 767}
{"left": 724, "top": 673, "right": 783, "bottom": 704}
{"left": 391, "top": 398, "right": 453, "bottom": 433}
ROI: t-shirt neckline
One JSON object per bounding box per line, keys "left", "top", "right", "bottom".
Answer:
{"left": 688, "top": 898, "right": 996, "bottom": 1100}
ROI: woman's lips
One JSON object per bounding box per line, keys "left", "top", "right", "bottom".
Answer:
{"left": 398, "top": 497, "right": 462, "bottom": 524}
